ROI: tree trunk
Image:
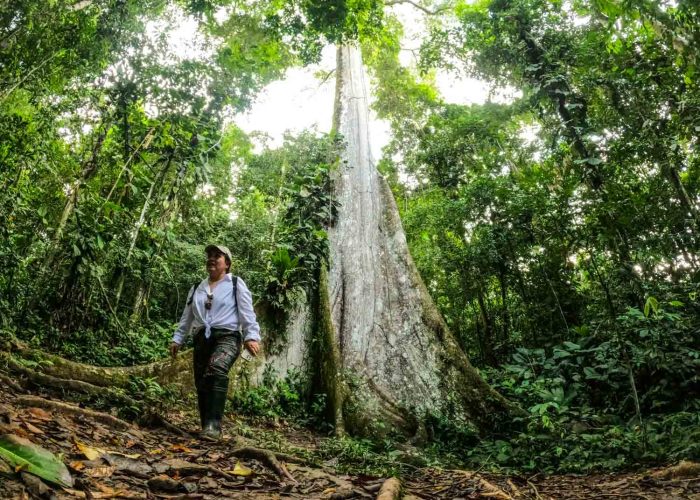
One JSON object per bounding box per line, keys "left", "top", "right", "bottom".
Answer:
{"left": 475, "top": 286, "right": 498, "bottom": 366}
{"left": 310, "top": 44, "right": 514, "bottom": 436}
{"left": 53, "top": 129, "right": 107, "bottom": 243}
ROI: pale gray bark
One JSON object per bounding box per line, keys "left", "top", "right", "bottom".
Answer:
{"left": 30, "top": 44, "right": 513, "bottom": 436}
{"left": 253, "top": 45, "right": 514, "bottom": 435}
{"left": 327, "top": 44, "right": 443, "bottom": 425}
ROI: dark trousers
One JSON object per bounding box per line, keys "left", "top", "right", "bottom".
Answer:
{"left": 193, "top": 328, "right": 241, "bottom": 425}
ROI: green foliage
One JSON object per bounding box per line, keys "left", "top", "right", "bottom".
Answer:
{"left": 0, "top": 434, "right": 73, "bottom": 488}
{"left": 231, "top": 367, "right": 330, "bottom": 429}
{"left": 126, "top": 376, "right": 181, "bottom": 415}
{"left": 422, "top": 298, "right": 699, "bottom": 472}
{"left": 316, "top": 436, "right": 402, "bottom": 476}
{"left": 241, "top": 133, "right": 339, "bottom": 317}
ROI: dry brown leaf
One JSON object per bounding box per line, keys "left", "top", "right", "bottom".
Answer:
{"left": 69, "top": 461, "right": 86, "bottom": 471}
{"left": 199, "top": 476, "right": 218, "bottom": 489}
{"left": 26, "top": 408, "right": 51, "bottom": 421}
{"left": 22, "top": 421, "right": 44, "bottom": 434}
{"left": 63, "top": 487, "right": 87, "bottom": 498}
{"left": 84, "top": 465, "right": 117, "bottom": 478}
{"left": 109, "top": 450, "right": 141, "bottom": 459}
{"left": 93, "top": 490, "right": 128, "bottom": 499}
{"left": 12, "top": 427, "right": 31, "bottom": 439}
{"left": 95, "top": 483, "right": 120, "bottom": 494}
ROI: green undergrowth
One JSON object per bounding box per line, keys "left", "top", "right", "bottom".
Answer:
{"left": 220, "top": 302, "right": 700, "bottom": 475}
{"left": 230, "top": 367, "right": 331, "bottom": 430}
{"left": 423, "top": 303, "right": 700, "bottom": 474}
{"left": 6, "top": 321, "right": 173, "bottom": 367}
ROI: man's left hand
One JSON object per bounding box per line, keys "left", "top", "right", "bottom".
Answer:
{"left": 244, "top": 340, "right": 260, "bottom": 356}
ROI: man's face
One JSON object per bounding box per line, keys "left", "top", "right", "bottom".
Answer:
{"left": 206, "top": 250, "right": 228, "bottom": 275}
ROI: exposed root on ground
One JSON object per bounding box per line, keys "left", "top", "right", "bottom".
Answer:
{"left": 229, "top": 446, "right": 297, "bottom": 483}
{"left": 652, "top": 460, "right": 700, "bottom": 480}
{"left": 145, "top": 412, "right": 197, "bottom": 439}
{"left": 15, "top": 395, "right": 132, "bottom": 431}
{"left": 3, "top": 338, "right": 193, "bottom": 389}
{"left": 2, "top": 352, "right": 140, "bottom": 407}
{"left": 0, "top": 370, "right": 23, "bottom": 392}
{"left": 376, "top": 477, "right": 401, "bottom": 500}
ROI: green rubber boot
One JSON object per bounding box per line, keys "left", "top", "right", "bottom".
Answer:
{"left": 200, "top": 389, "right": 227, "bottom": 441}
{"left": 196, "top": 390, "right": 207, "bottom": 429}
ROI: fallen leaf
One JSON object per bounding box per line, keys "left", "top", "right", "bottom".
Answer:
{"left": 84, "top": 465, "right": 117, "bottom": 478}
{"left": 85, "top": 483, "right": 138, "bottom": 499}
{"left": 26, "top": 408, "right": 51, "bottom": 421}
{"left": 109, "top": 450, "right": 141, "bottom": 459}
{"left": 148, "top": 474, "right": 183, "bottom": 492}
{"left": 96, "top": 483, "right": 119, "bottom": 494}
{"left": 74, "top": 438, "right": 140, "bottom": 461}
{"left": 75, "top": 440, "right": 105, "bottom": 461}
{"left": 199, "top": 476, "right": 218, "bottom": 489}
{"left": 103, "top": 453, "right": 153, "bottom": 478}
{"left": 22, "top": 422, "right": 44, "bottom": 434}
{"left": 170, "top": 443, "right": 192, "bottom": 453}
{"left": 227, "top": 460, "right": 253, "bottom": 477}
{"left": 63, "top": 487, "right": 87, "bottom": 498}
{"left": 21, "top": 471, "right": 52, "bottom": 498}
{"left": 0, "top": 433, "right": 73, "bottom": 487}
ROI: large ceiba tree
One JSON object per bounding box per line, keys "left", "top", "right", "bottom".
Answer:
{"left": 4, "top": 42, "right": 515, "bottom": 438}
{"left": 313, "top": 45, "right": 512, "bottom": 435}
{"left": 236, "top": 44, "right": 514, "bottom": 436}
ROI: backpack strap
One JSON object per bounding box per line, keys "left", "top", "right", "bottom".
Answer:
{"left": 186, "top": 282, "right": 198, "bottom": 306}
{"left": 186, "top": 277, "right": 238, "bottom": 310}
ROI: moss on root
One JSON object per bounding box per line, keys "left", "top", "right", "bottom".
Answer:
{"left": 310, "top": 263, "right": 346, "bottom": 435}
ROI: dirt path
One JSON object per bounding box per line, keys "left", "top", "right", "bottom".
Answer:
{"left": 0, "top": 385, "right": 698, "bottom": 499}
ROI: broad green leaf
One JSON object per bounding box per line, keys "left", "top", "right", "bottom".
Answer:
{"left": 0, "top": 434, "right": 73, "bottom": 487}
{"left": 644, "top": 296, "right": 659, "bottom": 317}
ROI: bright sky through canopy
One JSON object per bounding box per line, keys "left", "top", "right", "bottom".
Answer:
{"left": 234, "top": 4, "right": 520, "bottom": 158}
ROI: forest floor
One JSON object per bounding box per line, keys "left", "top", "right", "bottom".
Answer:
{"left": 0, "top": 382, "right": 698, "bottom": 500}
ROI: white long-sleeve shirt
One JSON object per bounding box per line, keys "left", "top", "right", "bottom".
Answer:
{"left": 172, "top": 273, "right": 261, "bottom": 345}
